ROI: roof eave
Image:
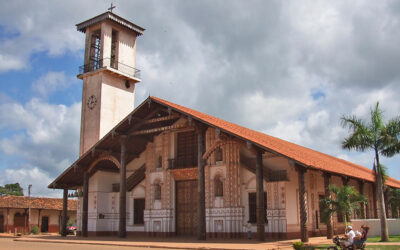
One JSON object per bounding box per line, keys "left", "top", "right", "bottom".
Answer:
{"left": 76, "top": 11, "right": 145, "bottom": 35}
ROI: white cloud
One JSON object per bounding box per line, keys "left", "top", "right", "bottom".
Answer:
{"left": 3, "top": 167, "right": 62, "bottom": 197}
{"left": 0, "top": 98, "right": 81, "bottom": 176}
{"left": 32, "top": 71, "right": 68, "bottom": 97}
{"left": 0, "top": 54, "right": 25, "bottom": 72}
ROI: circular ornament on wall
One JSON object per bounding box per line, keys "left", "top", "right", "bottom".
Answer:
{"left": 87, "top": 95, "right": 97, "bottom": 110}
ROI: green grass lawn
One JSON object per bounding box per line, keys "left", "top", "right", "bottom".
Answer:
{"left": 367, "top": 235, "right": 400, "bottom": 243}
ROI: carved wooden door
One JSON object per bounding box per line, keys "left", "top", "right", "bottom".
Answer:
{"left": 0, "top": 215, "right": 4, "bottom": 232}
{"left": 176, "top": 180, "right": 198, "bottom": 236}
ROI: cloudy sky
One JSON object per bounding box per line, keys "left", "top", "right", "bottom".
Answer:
{"left": 0, "top": 0, "right": 399, "bottom": 197}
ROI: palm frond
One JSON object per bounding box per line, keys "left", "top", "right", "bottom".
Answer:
{"left": 341, "top": 115, "right": 373, "bottom": 151}
{"left": 379, "top": 164, "right": 389, "bottom": 185}
{"left": 381, "top": 117, "right": 400, "bottom": 157}
{"left": 321, "top": 184, "right": 366, "bottom": 223}
{"left": 370, "top": 102, "right": 384, "bottom": 133}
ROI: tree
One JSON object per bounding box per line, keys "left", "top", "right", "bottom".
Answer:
{"left": 341, "top": 102, "right": 400, "bottom": 241}
{"left": 388, "top": 189, "right": 400, "bottom": 218}
{"left": 0, "top": 183, "right": 24, "bottom": 196}
{"left": 320, "top": 185, "right": 366, "bottom": 226}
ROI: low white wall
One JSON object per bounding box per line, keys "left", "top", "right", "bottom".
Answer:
{"left": 352, "top": 219, "right": 400, "bottom": 237}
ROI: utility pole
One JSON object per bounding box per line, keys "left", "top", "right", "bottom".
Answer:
{"left": 28, "top": 184, "right": 32, "bottom": 234}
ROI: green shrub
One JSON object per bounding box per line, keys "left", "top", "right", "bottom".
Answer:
{"left": 293, "top": 241, "right": 305, "bottom": 250}
{"left": 30, "top": 226, "right": 39, "bottom": 235}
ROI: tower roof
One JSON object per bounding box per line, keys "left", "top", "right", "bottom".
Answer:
{"left": 76, "top": 11, "right": 145, "bottom": 36}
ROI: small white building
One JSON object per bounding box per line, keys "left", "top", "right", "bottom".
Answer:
{"left": 0, "top": 195, "right": 77, "bottom": 234}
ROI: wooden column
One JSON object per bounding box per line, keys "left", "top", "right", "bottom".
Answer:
{"left": 61, "top": 188, "right": 68, "bottom": 236}
{"left": 24, "top": 208, "right": 27, "bottom": 234}
{"left": 323, "top": 173, "right": 333, "bottom": 239}
{"left": 82, "top": 171, "right": 89, "bottom": 237}
{"left": 6, "top": 208, "right": 8, "bottom": 233}
{"left": 358, "top": 180, "right": 365, "bottom": 219}
{"left": 119, "top": 135, "right": 128, "bottom": 238}
{"left": 372, "top": 183, "right": 378, "bottom": 218}
{"left": 197, "top": 125, "right": 206, "bottom": 240}
{"left": 297, "top": 165, "right": 308, "bottom": 243}
{"left": 255, "top": 149, "right": 265, "bottom": 241}
{"left": 38, "top": 209, "right": 41, "bottom": 232}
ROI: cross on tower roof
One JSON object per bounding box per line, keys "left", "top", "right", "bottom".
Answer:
{"left": 108, "top": 3, "right": 116, "bottom": 12}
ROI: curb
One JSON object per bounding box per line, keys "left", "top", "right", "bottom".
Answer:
{"left": 13, "top": 238, "right": 264, "bottom": 250}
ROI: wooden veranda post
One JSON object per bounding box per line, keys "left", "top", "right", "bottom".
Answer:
{"left": 119, "top": 135, "right": 128, "bottom": 238}
{"left": 82, "top": 171, "right": 89, "bottom": 237}
{"left": 255, "top": 148, "right": 265, "bottom": 241}
{"left": 6, "top": 208, "right": 8, "bottom": 233}
{"left": 323, "top": 173, "right": 333, "bottom": 239}
{"left": 37, "top": 209, "right": 41, "bottom": 232}
{"left": 61, "top": 188, "right": 68, "bottom": 236}
{"left": 197, "top": 124, "right": 206, "bottom": 240}
{"left": 358, "top": 180, "right": 366, "bottom": 219}
{"left": 297, "top": 165, "right": 308, "bottom": 243}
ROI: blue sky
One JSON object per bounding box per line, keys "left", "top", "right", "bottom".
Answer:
{"left": 0, "top": 0, "right": 399, "bottom": 197}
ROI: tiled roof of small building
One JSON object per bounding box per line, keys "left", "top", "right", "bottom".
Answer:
{"left": 0, "top": 195, "right": 77, "bottom": 211}
{"left": 151, "top": 96, "right": 400, "bottom": 188}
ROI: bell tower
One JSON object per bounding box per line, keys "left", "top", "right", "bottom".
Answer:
{"left": 76, "top": 10, "right": 145, "bottom": 155}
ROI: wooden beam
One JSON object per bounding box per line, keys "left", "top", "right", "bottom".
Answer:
{"left": 130, "top": 123, "right": 186, "bottom": 136}
{"left": 141, "top": 114, "right": 180, "bottom": 124}
{"left": 124, "top": 107, "right": 166, "bottom": 135}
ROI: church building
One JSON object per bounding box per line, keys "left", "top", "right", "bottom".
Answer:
{"left": 49, "top": 11, "right": 400, "bottom": 241}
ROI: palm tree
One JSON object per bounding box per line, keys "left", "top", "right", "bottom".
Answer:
{"left": 320, "top": 185, "right": 366, "bottom": 226}
{"left": 341, "top": 102, "right": 400, "bottom": 241}
{"left": 388, "top": 189, "right": 400, "bottom": 218}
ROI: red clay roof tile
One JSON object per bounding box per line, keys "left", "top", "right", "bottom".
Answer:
{"left": 151, "top": 96, "right": 400, "bottom": 188}
{"left": 0, "top": 195, "right": 77, "bottom": 210}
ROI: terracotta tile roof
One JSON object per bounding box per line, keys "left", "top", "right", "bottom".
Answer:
{"left": 151, "top": 96, "right": 400, "bottom": 188}
{"left": 0, "top": 195, "right": 77, "bottom": 211}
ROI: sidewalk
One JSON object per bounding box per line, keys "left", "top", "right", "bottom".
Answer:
{"left": 13, "top": 235, "right": 332, "bottom": 250}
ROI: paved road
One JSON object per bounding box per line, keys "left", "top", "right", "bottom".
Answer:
{"left": 0, "top": 238, "right": 168, "bottom": 250}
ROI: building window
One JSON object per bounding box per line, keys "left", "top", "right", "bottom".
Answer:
{"left": 157, "top": 156, "right": 162, "bottom": 169}
{"left": 248, "top": 192, "right": 267, "bottom": 223}
{"left": 154, "top": 184, "right": 161, "bottom": 200}
{"left": 215, "top": 178, "right": 223, "bottom": 197}
{"left": 89, "top": 30, "right": 101, "bottom": 71}
{"left": 176, "top": 131, "right": 198, "bottom": 168}
{"left": 215, "top": 147, "right": 223, "bottom": 162}
{"left": 110, "top": 30, "right": 118, "bottom": 69}
{"left": 318, "top": 194, "right": 325, "bottom": 224}
{"left": 133, "top": 198, "right": 145, "bottom": 225}
{"left": 112, "top": 183, "right": 120, "bottom": 192}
